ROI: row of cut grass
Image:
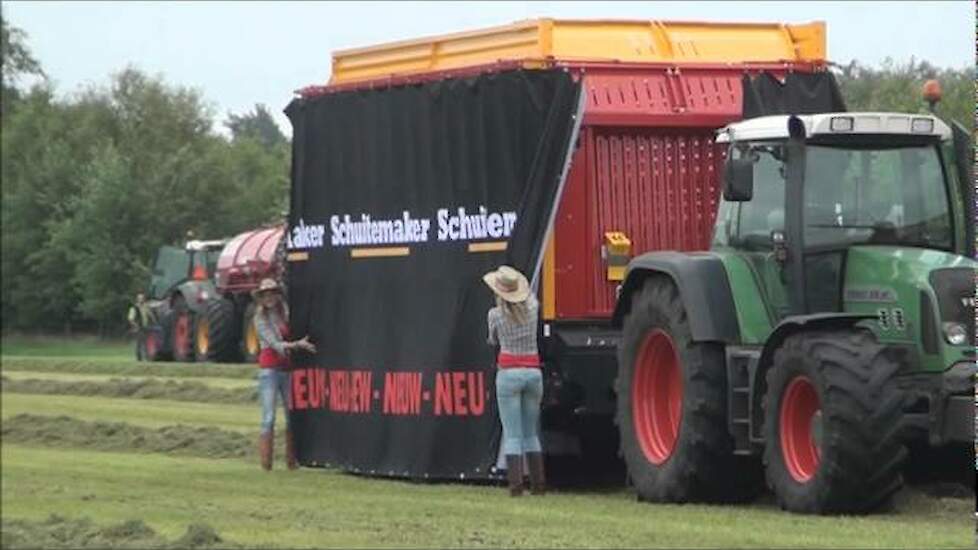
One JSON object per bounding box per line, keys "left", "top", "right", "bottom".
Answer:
{"left": 0, "top": 357, "right": 256, "bottom": 380}
{"left": 2, "top": 443, "right": 970, "bottom": 549}
{"left": 1, "top": 370, "right": 255, "bottom": 390}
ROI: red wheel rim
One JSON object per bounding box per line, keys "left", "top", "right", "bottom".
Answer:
{"left": 780, "top": 376, "right": 821, "bottom": 483}
{"left": 174, "top": 313, "right": 190, "bottom": 358}
{"left": 145, "top": 333, "right": 158, "bottom": 359}
{"left": 632, "top": 329, "right": 683, "bottom": 465}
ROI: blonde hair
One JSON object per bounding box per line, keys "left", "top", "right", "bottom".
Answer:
{"left": 496, "top": 295, "right": 529, "bottom": 324}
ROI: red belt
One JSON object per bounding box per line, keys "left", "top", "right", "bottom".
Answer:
{"left": 497, "top": 353, "right": 541, "bottom": 369}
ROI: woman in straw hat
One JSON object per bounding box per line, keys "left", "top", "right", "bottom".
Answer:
{"left": 483, "top": 265, "right": 546, "bottom": 496}
{"left": 252, "top": 277, "right": 316, "bottom": 471}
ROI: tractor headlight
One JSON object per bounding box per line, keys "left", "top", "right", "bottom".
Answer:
{"left": 911, "top": 118, "right": 934, "bottom": 133}
{"left": 942, "top": 322, "right": 968, "bottom": 345}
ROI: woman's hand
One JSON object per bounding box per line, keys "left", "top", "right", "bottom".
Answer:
{"left": 290, "top": 335, "right": 317, "bottom": 354}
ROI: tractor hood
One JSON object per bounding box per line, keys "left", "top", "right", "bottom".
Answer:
{"left": 843, "top": 246, "right": 976, "bottom": 372}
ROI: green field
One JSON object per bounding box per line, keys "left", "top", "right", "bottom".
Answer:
{"left": 0, "top": 337, "right": 972, "bottom": 548}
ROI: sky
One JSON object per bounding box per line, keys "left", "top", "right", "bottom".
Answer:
{"left": 4, "top": 1, "right": 975, "bottom": 137}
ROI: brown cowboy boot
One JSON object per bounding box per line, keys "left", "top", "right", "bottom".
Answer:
{"left": 505, "top": 455, "right": 524, "bottom": 497}
{"left": 285, "top": 430, "right": 298, "bottom": 470}
{"left": 527, "top": 452, "right": 546, "bottom": 495}
{"left": 259, "top": 431, "right": 273, "bottom": 471}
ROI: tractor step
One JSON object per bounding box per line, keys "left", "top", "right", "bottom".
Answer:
{"left": 725, "top": 347, "right": 762, "bottom": 455}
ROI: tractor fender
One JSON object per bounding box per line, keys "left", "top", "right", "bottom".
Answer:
{"left": 173, "top": 281, "right": 218, "bottom": 315}
{"left": 748, "top": 313, "right": 875, "bottom": 441}
{"left": 611, "top": 251, "right": 740, "bottom": 344}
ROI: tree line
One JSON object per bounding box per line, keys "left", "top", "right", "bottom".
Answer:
{"left": 1, "top": 19, "right": 973, "bottom": 335}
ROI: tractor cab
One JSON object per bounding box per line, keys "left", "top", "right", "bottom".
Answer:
{"left": 713, "top": 113, "right": 973, "bottom": 363}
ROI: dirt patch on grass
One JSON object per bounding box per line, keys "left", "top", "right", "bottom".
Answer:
{"left": 1, "top": 514, "right": 242, "bottom": 549}
{"left": 1, "top": 375, "right": 256, "bottom": 404}
{"left": 2, "top": 414, "right": 253, "bottom": 460}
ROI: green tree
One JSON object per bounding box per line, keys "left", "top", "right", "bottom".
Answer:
{"left": 225, "top": 103, "right": 287, "bottom": 151}
{"left": 833, "top": 58, "right": 973, "bottom": 131}
{"left": 1, "top": 17, "right": 46, "bottom": 115}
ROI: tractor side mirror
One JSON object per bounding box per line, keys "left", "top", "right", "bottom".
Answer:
{"left": 722, "top": 152, "right": 754, "bottom": 202}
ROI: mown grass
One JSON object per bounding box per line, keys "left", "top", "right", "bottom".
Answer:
{"left": 1, "top": 335, "right": 133, "bottom": 358}
{"left": 0, "top": 370, "right": 254, "bottom": 390}
{"left": 3, "top": 444, "right": 970, "bottom": 549}
{"left": 0, "top": 352, "right": 973, "bottom": 548}
{"left": 0, "top": 357, "right": 256, "bottom": 379}
{"left": 1, "top": 375, "right": 257, "bottom": 404}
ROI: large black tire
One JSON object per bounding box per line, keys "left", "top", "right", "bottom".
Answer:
{"left": 170, "top": 295, "right": 196, "bottom": 362}
{"left": 205, "top": 297, "right": 242, "bottom": 363}
{"left": 763, "top": 330, "right": 906, "bottom": 514}
{"left": 616, "top": 276, "right": 749, "bottom": 503}
{"left": 239, "top": 300, "right": 260, "bottom": 363}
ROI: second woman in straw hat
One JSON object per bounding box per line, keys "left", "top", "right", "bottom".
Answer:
{"left": 483, "top": 265, "right": 546, "bottom": 497}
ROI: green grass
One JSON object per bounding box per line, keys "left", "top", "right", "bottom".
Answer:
{"left": 0, "top": 357, "right": 256, "bottom": 379}
{"left": 1, "top": 393, "right": 276, "bottom": 434}
{"left": 2, "top": 444, "right": 970, "bottom": 549}
{"left": 0, "top": 353, "right": 973, "bottom": 548}
{"left": 1, "top": 335, "right": 134, "bottom": 358}
{"left": 0, "top": 370, "right": 254, "bottom": 390}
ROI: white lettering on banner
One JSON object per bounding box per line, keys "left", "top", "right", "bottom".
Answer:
{"left": 330, "top": 212, "right": 431, "bottom": 246}
{"left": 436, "top": 206, "right": 517, "bottom": 241}
{"left": 289, "top": 219, "right": 326, "bottom": 250}
{"left": 295, "top": 206, "right": 518, "bottom": 249}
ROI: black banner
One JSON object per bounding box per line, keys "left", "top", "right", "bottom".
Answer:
{"left": 742, "top": 72, "right": 847, "bottom": 119}
{"left": 283, "top": 70, "right": 582, "bottom": 478}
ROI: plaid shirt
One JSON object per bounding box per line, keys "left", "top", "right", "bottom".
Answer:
{"left": 255, "top": 306, "right": 289, "bottom": 356}
{"left": 487, "top": 295, "right": 539, "bottom": 356}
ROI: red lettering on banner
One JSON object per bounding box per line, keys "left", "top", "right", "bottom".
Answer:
{"left": 383, "top": 372, "right": 397, "bottom": 414}
{"left": 329, "top": 371, "right": 349, "bottom": 412}
{"left": 452, "top": 372, "right": 468, "bottom": 415}
{"left": 468, "top": 372, "right": 485, "bottom": 415}
{"left": 434, "top": 373, "right": 453, "bottom": 415}
{"left": 314, "top": 369, "right": 327, "bottom": 409}
{"left": 383, "top": 372, "right": 422, "bottom": 415}
{"left": 293, "top": 369, "right": 309, "bottom": 410}
{"left": 351, "top": 371, "right": 372, "bottom": 413}
{"left": 408, "top": 373, "right": 421, "bottom": 414}
{"left": 307, "top": 369, "right": 321, "bottom": 409}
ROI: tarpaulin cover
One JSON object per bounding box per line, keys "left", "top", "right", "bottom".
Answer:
{"left": 742, "top": 72, "right": 847, "bottom": 118}
{"left": 283, "top": 70, "right": 582, "bottom": 478}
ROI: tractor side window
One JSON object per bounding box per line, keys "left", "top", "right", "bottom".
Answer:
{"left": 149, "top": 246, "right": 191, "bottom": 300}
{"left": 732, "top": 148, "right": 786, "bottom": 249}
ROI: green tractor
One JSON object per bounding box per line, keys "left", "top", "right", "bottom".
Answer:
{"left": 613, "top": 111, "right": 975, "bottom": 514}
{"left": 140, "top": 239, "right": 226, "bottom": 362}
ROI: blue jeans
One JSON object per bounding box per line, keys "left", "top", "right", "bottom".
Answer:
{"left": 258, "top": 368, "right": 291, "bottom": 435}
{"left": 496, "top": 367, "right": 543, "bottom": 456}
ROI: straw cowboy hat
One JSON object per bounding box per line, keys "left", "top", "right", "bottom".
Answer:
{"left": 251, "top": 278, "right": 282, "bottom": 298}
{"left": 482, "top": 265, "right": 530, "bottom": 303}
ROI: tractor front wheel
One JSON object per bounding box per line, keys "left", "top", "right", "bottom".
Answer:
{"left": 240, "top": 301, "right": 260, "bottom": 363}
{"left": 764, "top": 330, "right": 906, "bottom": 514}
{"left": 205, "top": 297, "right": 241, "bottom": 363}
{"left": 616, "top": 276, "right": 747, "bottom": 503}
{"left": 171, "top": 296, "right": 195, "bottom": 362}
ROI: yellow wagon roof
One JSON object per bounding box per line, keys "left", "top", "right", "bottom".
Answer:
{"left": 329, "top": 18, "right": 826, "bottom": 85}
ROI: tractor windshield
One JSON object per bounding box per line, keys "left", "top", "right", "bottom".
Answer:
{"left": 803, "top": 144, "right": 952, "bottom": 250}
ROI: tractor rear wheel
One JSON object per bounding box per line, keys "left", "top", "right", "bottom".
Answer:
{"left": 194, "top": 315, "right": 211, "bottom": 363}
{"left": 764, "top": 330, "right": 906, "bottom": 514}
{"left": 171, "top": 296, "right": 195, "bottom": 362}
{"left": 616, "top": 276, "right": 746, "bottom": 503}
{"left": 138, "top": 329, "right": 164, "bottom": 362}
{"left": 240, "top": 301, "right": 260, "bottom": 363}
{"left": 205, "top": 297, "right": 241, "bottom": 363}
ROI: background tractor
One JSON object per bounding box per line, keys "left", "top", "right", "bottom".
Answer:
{"left": 613, "top": 111, "right": 975, "bottom": 514}
{"left": 139, "top": 239, "right": 226, "bottom": 362}
{"left": 197, "top": 224, "right": 286, "bottom": 363}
